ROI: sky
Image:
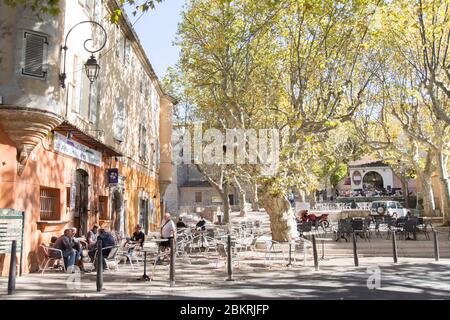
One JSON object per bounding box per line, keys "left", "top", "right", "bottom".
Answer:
{"left": 125, "top": 0, "right": 185, "bottom": 80}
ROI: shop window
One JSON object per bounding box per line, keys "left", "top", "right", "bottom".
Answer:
{"left": 39, "top": 187, "right": 60, "bottom": 220}
{"left": 195, "top": 192, "right": 202, "bottom": 203}
{"left": 98, "top": 196, "right": 108, "bottom": 220}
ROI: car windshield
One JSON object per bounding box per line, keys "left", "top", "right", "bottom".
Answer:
{"left": 371, "top": 202, "right": 387, "bottom": 209}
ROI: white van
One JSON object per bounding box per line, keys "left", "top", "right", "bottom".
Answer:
{"left": 370, "top": 201, "right": 410, "bottom": 217}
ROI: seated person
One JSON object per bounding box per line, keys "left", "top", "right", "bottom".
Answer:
{"left": 53, "top": 229, "right": 77, "bottom": 270}
{"left": 86, "top": 224, "right": 99, "bottom": 250}
{"left": 195, "top": 217, "right": 206, "bottom": 231}
{"left": 176, "top": 217, "right": 187, "bottom": 228}
{"left": 128, "top": 224, "right": 145, "bottom": 246}
{"left": 69, "top": 227, "right": 86, "bottom": 271}
{"left": 89, "top": 229, "right": 115, "bottom": 270}
{"left": 49, "top": 236, "right": 58, "bottom": 247}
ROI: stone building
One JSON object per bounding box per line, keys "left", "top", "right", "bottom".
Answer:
{"left": 0, "top": 0, "right": 174, "bottom": 275}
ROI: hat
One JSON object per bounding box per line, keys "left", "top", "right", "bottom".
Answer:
{"left": 93, "top": 224, "right": 100, "bottom": 229}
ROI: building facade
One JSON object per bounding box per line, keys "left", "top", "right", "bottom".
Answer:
{"left": 0, "top": 0, "right": 174, "bottom": 275}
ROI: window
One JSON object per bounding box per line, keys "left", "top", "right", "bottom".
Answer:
{"left": 195, "top": 192, "right": 202, "bottom": 203}
{"left": 93, "top": 0, "right": 103, "bottom": 22}
{"left": 71, "top": 55, "right": 79, "bottom": 112}
{"left": 124, "top": 38, "right": 131, "bottom": 65}
{"left": 139, "top": 124, "right": 148, "bottom": 161}
{"left": 114, "top": 97, "right": 125, "bottom": 142}
{"left": 66, "top": 187, "right": 71, "bottom": 208}
{"left": 89, "top": 81, "right": 98, "bottom": 124}
{"left": 22, "top": 31, "right": 48, "bottom": 78}
{"left": 40, "top": 188, "right": 60, "bottom": 220}
{"left": 98, "top": 196, "right": 108, "bottom": 220}
{"left": 78, "top": 65, "right": 91, "bottom": 120}
{"left": 79, "top": 0, "right": 94, "bottom": 14}
{"left": 139, "top": 198, "right": 149, "bottom": 234}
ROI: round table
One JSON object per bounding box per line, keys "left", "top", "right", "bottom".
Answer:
{"left": 138, "top": 238, "right": 168, "bottom": 281}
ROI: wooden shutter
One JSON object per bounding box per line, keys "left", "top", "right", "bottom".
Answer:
{"left": 22, "top": 32, "right": 47, "bottom": 78}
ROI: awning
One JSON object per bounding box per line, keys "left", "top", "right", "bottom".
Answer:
{"left": 54, "top": 121, "right": 122, "bottom": 157}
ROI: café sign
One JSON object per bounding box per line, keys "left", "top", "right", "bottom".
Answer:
{"left": 53, "top": 132, "right": 102, "bottom": 167}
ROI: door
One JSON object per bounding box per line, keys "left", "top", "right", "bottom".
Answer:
{"left": 112, "top": 190, "right": 124, "bottom": 234}
{"left": 139, "top": 199, "right": 149, "bottom": 234}
{"left": 75, "top": 169, "right": 89, "bottom": 236}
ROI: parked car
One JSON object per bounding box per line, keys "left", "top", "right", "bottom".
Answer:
{"left": 370, "top": 201, "right": 410, "bottom": 217}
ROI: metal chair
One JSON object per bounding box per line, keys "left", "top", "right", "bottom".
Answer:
{"left": 216, "top": 243, "right": 239, "bottom": 268}
{"left": 91, "top": 245, "right": 121, "bottom": 271}
{"left": 39, "top": 245, "right": 66, "bottom": 275}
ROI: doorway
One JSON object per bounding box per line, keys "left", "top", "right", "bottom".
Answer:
{"left": 139, "top": 198, "right": 149, "bottom": 234}
{"left": 111, "top": 189, "right": 124, "bottom": 235}
{"left": 363, "top": 171, "right": 384, "bottom": 190}
{"left": 75, "top": 169, "right": 89, "bottom": 237}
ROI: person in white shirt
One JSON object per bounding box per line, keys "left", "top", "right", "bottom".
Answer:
{"left": 160, "top": 212, "right": 176, "bottom": 259}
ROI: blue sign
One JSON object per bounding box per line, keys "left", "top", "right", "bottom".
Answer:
{"left": 108, "top": 168, "right": 119, "bottom": 184}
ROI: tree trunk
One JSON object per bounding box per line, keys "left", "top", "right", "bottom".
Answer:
{"left": 400, "top": 177, "right": 409, "bottom": 208}
{"left": 222, "top": 184, "right": 230, "bottom": 224}
{"left": 298, "top": 189, "right": 306, "bottom": 202}
{"left": 436, "top": 151, "right": 450, "bottom": 222}
{"left": 251, "top": 182, "right": 259, "bottom": 211}
{"left": 259, "top": 188, "right": 297, "bottom": 242}
{"left": 309, "top": 190, "right": 316, "bottom": 209}
{"left": 420, "top": 175, "right": 436, "bottom": 217}
{"left": 233, "top": 177, "right": 247, "bottom": 217}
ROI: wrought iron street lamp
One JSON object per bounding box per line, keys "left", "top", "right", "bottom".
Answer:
{"left": 59, "top": 20, "right": 107, "bottom": 88}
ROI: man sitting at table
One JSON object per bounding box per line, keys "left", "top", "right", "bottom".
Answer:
{"left": 176, "top": 217, "right": 188, "bottom": 229}
{"left": 196, "top": 216, "right": 206, "bottom": 231}
{"left": 130, "top": 224, "right": 145, "bottom": 246}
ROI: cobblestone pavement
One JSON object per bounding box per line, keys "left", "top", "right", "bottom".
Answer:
{"left": 1, "top": 211, "right": 449, "bottom": 299}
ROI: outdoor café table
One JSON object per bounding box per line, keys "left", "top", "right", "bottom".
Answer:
{"left": 315, "top": 237, "right": 333, "bottom": 260}
{"left": 138, "top": 238, "right": 168, "bottom": 281}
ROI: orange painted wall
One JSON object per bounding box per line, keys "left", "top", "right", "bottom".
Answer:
{"left": 114, "top": 159, "right": 161, "bottom": 235}
{"left": 0, "top": 126, "right": 110, "bottom": 276}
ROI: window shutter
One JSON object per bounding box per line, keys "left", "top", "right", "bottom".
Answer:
{"left": 22, "top": 32, "right": 47, "bottom": 78}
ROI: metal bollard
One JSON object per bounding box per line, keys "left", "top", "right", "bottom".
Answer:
{"left": 287, "top": 242, "right": 292, "bottom": 267}
{"left": 352, "top": 233, "right": 359, "bottom": 267}
{"left": 392, "top": 231, "right": 398, "bottom": 263}
{"left": 433, "top": 230, "right": 440, "bottom": 261}
{"left": 312, "top": 235, "right": 319, "bottom": 271}
{"left": 96, "top": 240, "right": 103, "bottom": 292}
{"left": 226, "top": 234, "right": 234, "bottom": 281}
{"left": 7, "top": 240, "right": 17, "bottom": 295}
{"left": 170, "top": 238, "right": 175, "bottom": 286}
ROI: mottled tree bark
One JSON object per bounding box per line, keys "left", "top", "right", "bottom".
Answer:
{"left": 436, "top": 151, "right": 450, "bottom": 222}
{"left": 233, "top": 177, "right": 247, "bottom": 217}
{"left": 259, "top": 187, "right": 295, "bottom": 241}
{"left": 251, "top": 182, "right": 259, "bottom": 211}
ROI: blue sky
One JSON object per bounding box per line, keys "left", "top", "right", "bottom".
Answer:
{"left": 126, "top": 0, "right": 185, "bottom": 79}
